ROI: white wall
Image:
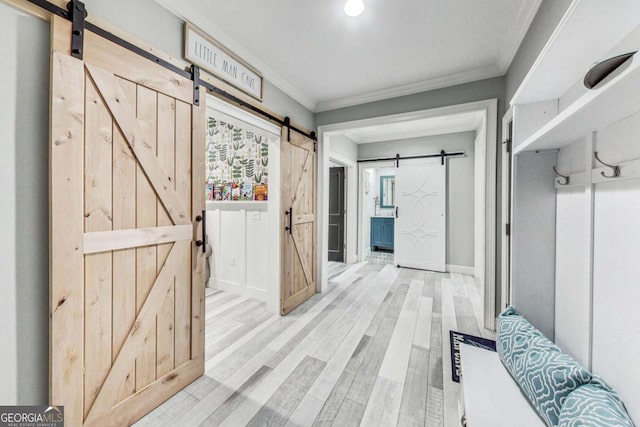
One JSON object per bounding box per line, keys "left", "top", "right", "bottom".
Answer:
{"left": 0, "top": 4, "right": 18, "bottom": 405}
{"left": 0, "top": 5, "right": 50, "bottom": 405}
{"left": 358, "top": 132, "right": 476, "bottom": 268}
{"left": 327, "top": 135, "right": 358, "bottom": 264}
{"left": 328, "top": 134, "right": 358, "bottom": 160}
{"left": 511, "top": 150, "right": 557, "bottom": 340}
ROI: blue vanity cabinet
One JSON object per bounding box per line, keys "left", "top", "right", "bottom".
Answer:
{"left": 371, "top": 217, "right": 394, "bottom": 251}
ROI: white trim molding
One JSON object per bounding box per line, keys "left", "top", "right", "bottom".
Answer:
{"left": 500, "top": 107, "right": 513, "bottom": 313}
{"left": 315, "top": 65, "right": 503, "bottom": 113}
{"left": 446, "top": 264, "right": 476, "bottom": 276}
{"left": 328, "top": 152, "right": 358, "bottom": 265}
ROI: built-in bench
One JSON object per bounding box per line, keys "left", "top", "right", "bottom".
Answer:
{"left": 460, "top": 343, "right": 544, "bottom": 426}
{"left": 459, "top": 307, "right": 635, "bottom": 427}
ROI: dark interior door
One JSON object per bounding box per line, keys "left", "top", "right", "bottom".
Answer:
{"left": 328, "top": 167, "right": 345, "bottom": 262}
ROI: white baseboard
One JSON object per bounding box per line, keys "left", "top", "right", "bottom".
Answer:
{"left": 244, "top": 285, "right": 267, "bottom": 301}
{"left": 213, "top": 278, "right": 267, "bottom": 303}
{"left": 446, "top": 264, "right": 476, "bottom": 276}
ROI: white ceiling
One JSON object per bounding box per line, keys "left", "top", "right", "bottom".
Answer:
{"left": 157, "top": 0, "right": 540, "bottom": 112}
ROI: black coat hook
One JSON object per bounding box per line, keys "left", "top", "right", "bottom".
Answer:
{"left": 553, "top": 166, "right": 570, "bottom": 185}
{"left": 594, "top": 152, "right": 621, "bottom": 178}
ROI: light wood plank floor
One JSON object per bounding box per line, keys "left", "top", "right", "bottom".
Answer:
{"left": 135, "top": 262, "right": 494, "bottom": 427}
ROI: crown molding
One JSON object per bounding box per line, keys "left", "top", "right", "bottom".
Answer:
{"left": 496, "top": 0, "right": 542, "bottom": 72}
{"left": 154, "top": 0, "right": 317, "bottom": 112}
{"left": 315, "top": 65, "right": 503, "bottom": 112}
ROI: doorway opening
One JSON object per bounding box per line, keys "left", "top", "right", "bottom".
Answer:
{"left": 205, "top": 95, "right": 281, "bottom": 314}
{"left": 328, "top": 163, "right": 346, "bottom": 262}
{"left": 318, "top": 99, "right": 498, "bottom": 330}
{"left": 361, "top": 163, "right": 396, "bottom": 265}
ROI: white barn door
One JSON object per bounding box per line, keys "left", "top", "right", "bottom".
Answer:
{"left": 394, "top": 158, "right": 446, "bottom": 271}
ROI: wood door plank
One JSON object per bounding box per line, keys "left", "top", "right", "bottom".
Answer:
{"left": 86, "top": 242, "right": 185, "bottom": 420}
{"left": 112, "top": 80, "right": 137, "bottom": 400}
{"left": 291, "top": 232, "right": 313, "bottom": 286}
{"left": 175, "top": 100, "right": 192, "bottom": 365}
{"left": 86, "top": 64, "right": 190, "bottom": 226}
{"left": 191, "top": 91, "right": 206, "bottom": 364}
{"left": 112, "top": 77, "right": 138, "bottom": 403}
{"left": 280, "top": 127, "right": 294, "bottom": 314}
{"left": 84, "top": 224, "right": 193, "bottom": 254}
{"left": 291, "top": 148, "right": 310, "bottom": 207}
{"left": 293, "top": 214, "right": 314, "bottom": 225}
{"left": 50, "top": 51, "right": 85, "bottom": 427}
{"left": 134, "top": 84, "right": 159, "bottom": 392}
{"left": 86, "top": 358, "right": 202, "bottom": 427}
{"left": 83, "top": 74, "right": 114, "bottom": 417}
{"left": 156, "top": 93, "right": 176, "bottom": 378}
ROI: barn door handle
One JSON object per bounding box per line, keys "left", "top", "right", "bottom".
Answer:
{"left": 285, "top": 207, "right": 292, "bottom": 234}
{"left": 395, "top": 206, "right": 398, "bottom": 218}
{"left": 195, "top": 210, "right": 206, "bottom": 253}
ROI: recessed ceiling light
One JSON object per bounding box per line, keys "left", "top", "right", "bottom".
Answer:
{"left": 344, "top": 0, "right": 364, "bottom": 17}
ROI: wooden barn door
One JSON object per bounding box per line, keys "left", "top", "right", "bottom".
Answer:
{"left": 49, "top": 16, "right": 206, "bottom": 426}
{"left": 281, "top": 128, "right": 317, "bottom": 314}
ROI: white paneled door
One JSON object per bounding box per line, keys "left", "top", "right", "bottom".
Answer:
{"left": 394, "top": 159, "right": 447, "bottom": 272}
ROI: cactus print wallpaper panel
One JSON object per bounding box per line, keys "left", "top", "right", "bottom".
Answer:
{"left": 206, "top": 116, "right": 269, "bottom": 185}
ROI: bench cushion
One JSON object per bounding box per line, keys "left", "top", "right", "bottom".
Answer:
{"left": 497, "top": 307, "right": 593, "bottom": 426}
{"left": 558, "top": 383, "right": 635, "bottom": 427}
{"left": 515, "top": 335, "right": 592, "bottom": 427}
{"left": 496, "top": 307, "right": 544, "bottom": 376}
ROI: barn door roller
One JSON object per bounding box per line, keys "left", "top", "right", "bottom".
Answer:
{"left": 284, "top": 117, "right": 291, "bottom": 142}
{"left": 191, "top": 65, "right": 201, "bottom": 106}
{"left": 67, "top": 0, "right": 87, "bottom": 59}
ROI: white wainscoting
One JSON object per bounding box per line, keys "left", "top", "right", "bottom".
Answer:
{"left": 207, "top": 208, "right": 270, "bottom": 303}
{"left": 555, "top": 186, "right": 590, "bottom": 366}
{"left": 592, "top": 179, "right": 640, "bottom": 423}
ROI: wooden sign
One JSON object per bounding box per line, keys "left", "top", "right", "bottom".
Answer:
{"left": 185, "top": 23, "right": 263, "bottom": 101}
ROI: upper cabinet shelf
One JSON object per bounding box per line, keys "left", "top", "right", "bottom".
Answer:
{"left": 511, "top": 0, "right": 640, "bottom": 106}
{"left": 514, "top": 53, "right": 640, "bottom": 154}
{"left": 512, "top": 0, "right": 640, "bottom": 153}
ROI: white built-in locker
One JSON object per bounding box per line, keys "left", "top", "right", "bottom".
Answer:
{"left": 508, "top": 0, "right": 640, "bottom": 421}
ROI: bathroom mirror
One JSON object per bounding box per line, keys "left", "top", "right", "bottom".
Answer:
{"left": 380, "top": 175, "right": 395, "bottom": 208}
